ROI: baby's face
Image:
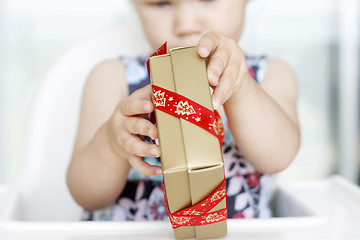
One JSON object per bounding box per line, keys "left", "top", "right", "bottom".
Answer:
{"left": 132, "top": 0, "right": 248, "bottom": 50}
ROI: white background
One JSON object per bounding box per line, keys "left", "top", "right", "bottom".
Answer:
{"left": 0, "top": 0, "right": 358, "bottom": 184}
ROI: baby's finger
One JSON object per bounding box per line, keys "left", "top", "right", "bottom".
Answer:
{"left": 125, "top": 135, "right": 160, "bottom": 158}
{"left": 118, "top": 98, "right": 153, "bottom": 116}
{"left": 198, "top": 31, "right": 223, "bottom": 58}
{"left": 131, "top": 84, "right": 153, "bottom": 101}
{"left": 206, "top": 49, "right": 231, "bottom": 86}
{"left": 124, "top": 117, "right": 158, "bottom": 140}
{"left": 128, "top": 155, "right": 162, "bottom": 176}
{"left": 212, "top": 62, "right": 240, "bottom": 109}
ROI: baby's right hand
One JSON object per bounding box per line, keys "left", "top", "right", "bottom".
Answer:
{"left": 107, "top": 84, "right": 162, "bottom": 176}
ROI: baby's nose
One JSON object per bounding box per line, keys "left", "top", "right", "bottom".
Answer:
{"left": 173, "top": 3, "right": 203, "bottom": 38}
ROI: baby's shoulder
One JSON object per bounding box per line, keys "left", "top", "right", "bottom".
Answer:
{"left": 260, "top": 58, "right": 298, "bottom": 125}
{"left": 265, "top": 58, "right": 295, "bottom": 76}
{"left": 88, "top": 59, "right": 127, "bottom": 84}
{"left": 260, "top": 58, "right": 297, "bottom": 94}
{"left": 84, "top": 58, "right": 128, "bottom": 99}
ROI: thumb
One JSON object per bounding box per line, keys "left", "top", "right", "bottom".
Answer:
{"left": 132, "top": 84, "right": 153, "bottom": 101}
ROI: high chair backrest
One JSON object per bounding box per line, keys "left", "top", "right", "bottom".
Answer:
{"left": 17, "top": 20, "right": 151, "bottom": 221}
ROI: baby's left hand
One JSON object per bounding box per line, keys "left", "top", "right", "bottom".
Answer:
{"left": 198, "top": 30, "right": 250, "bottom": 109}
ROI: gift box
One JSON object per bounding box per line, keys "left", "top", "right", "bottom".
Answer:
{"left": 148, "top": 44, "right": 228, "bottom": 239}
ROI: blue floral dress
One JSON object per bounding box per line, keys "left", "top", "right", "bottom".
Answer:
{"left": 81, "top": 54, "right": 275, "bottom": 221}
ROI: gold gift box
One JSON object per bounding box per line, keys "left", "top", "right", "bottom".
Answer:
{"left": 149, "top": 46, "right": 227, "bottom": 239}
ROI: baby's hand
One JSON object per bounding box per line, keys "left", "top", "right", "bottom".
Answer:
{"left": 107, "top": 84, "right": 162, "bottom": 176}
{"left": 198, "top": 30, "right": 250, "bottom": 109}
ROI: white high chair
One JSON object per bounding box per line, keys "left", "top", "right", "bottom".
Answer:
{"left": 2, "top": 20, "right": 151, "bottom": 221}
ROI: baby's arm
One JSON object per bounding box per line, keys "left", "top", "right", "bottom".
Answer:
{"left": 224, "top": 59, "right": 300, "bottom": 173}
{"left": 66, "top": 60, "right": 160, "bottom": 210}
{"left": 198, "top": 31, "right": 300, "bottom": 174}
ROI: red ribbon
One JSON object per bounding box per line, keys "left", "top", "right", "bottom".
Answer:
{"left": 147, "top": 42, "right": 228, "bottom": 229}
{"left": 146, "top": 42, "right": 167, "bottom": 78}
{"left": 152, "top": 85, "right": 225, "bottom": 146}
{"left": 165, "top": 179, "right": 227, "bottom": 228}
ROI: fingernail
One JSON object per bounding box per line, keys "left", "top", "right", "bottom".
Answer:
{"left": 149, "top": 131, "right": 154, "bottom": 140}
{"left": 151, "top": 147, "right": 160, "bottom": 157}
{"left": 155, "top": 169, "right": 163, "bottom": 175}
{"left": 144, "top": 103, "right": 152, "bottom": 112}
{"left": 199, "top": 47, "right": 208, "bottom": 57}
{"left": 148, "top": 128, "right": 153, "bottom": 139}
{"left": 208, "top": 73, "right": 218, "bottom": 86}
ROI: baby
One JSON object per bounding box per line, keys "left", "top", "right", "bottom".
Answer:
{"left": 67, "top": 0, "right": 300, "bottom": 221}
